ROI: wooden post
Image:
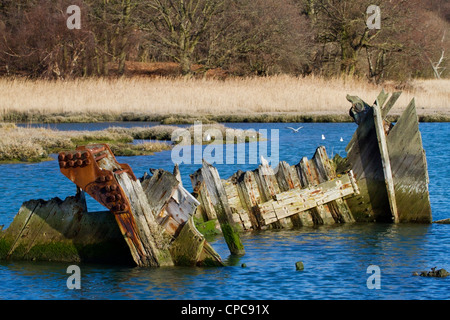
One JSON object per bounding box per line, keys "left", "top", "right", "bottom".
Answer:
{"left": 173, "top": 164, "right": 183, "bottom": 186}
{"left": 191, "top": 159, "right": 245, "bottom": 256}
{"left": 373, "top": 100, "right": 399, "bottom": 223}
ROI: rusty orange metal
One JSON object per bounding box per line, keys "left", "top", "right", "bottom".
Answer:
{"left": 58, "top": 144, "right": 146, "bottom": 262}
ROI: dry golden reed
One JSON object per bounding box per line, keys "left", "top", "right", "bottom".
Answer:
{"left": 1, "top": 76, "right": 448, "bottom": 120}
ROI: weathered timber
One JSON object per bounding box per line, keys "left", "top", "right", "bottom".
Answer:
{"left": 2, "top": 151, "right": 224, "bottom": 266}
{"left": 169, "top": 217, "right": 223, "bottom": 266}
{"left": 94, "top": 146, "right": 174, "bottom": 267}
{"left": 386, "top": 99, "right": 432, "bottom": 223}
{"left": 141, "top": 167, "right": 223, "bottom": 265}
{"left": 190, "top": 159, "right": 245, "bottom": 256}
{"left": 434, "top": 219, "right": 450, "bottom": 224}
{"left": 344, "top": 91, "right": 432, "bottom": 223}
{"left": 345, "top": 92, "right": 394, "bottom": 222}
{"left": 193, "top": 146, "right": 359, "bottom": 231}
{"left": 257, "top": 172, "right": 359, "bottom": 226}
{"left": 373, "top": 99, "right": 399, "bottom": 223}
{"left": 0, "top": 191, "right": 132, "bottom": 263}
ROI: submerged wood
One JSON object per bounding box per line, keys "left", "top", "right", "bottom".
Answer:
{"left": 0, "top": 90, "right": 434, "bottom": 265}
{"left": 345, "top": 91, "right": 432, "bottom": 223}
{"left": 193, "top": 146, "right": 359, "bottom": 231}
{"left": 0, "top": 191, "right": 132, "bottom": 263}
{"left": 1, "top": 148, "right": 223, "bottom": 266}
{"left": 193, "top": 90, "right": 433, "bottom": 230}
{"left": 191, "top": 159, "right": 245, "bottom": 256}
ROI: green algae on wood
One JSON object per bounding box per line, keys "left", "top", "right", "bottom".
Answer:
{"left": 0, "top": 192, "right": 133, "bottom": 264}
{"left": 190, "top": 159, "right": 245, "bottom": 256}
{"left": 169, "top": 217, "right": 224, "bottom": 267}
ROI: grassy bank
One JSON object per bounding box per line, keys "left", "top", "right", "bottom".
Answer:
{"left": 0, "top": 123, "right": 260, "bottom": 163}
{"left": 1, "top": 76, "right": 449, "bottom": 123}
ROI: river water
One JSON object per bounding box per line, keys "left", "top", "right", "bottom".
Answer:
{"left": 1, "top": 122, "right": 449, "bottom": 300}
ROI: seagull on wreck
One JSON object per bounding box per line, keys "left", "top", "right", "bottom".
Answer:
{"left": 340, "top": 137, "right": 344, "bottom": 142}
{"left": 322, "top": 134, "right": 326, "bottom": 140}
{"left": 286, "top": 126, "right": 303, "bottom": 133}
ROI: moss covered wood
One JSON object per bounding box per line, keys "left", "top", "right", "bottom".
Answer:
{"left": 190, "top": 159, "right": 245, "bottom": 256}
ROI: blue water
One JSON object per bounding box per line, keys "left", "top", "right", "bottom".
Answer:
{"left": 0, "top": 122, "right": 449, "bottom": 300}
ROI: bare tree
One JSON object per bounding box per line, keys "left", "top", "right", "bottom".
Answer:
{"left": 309, "top": 0, "right": 415, "bottom": 80}
{"left": 141, "top": 0, "right": 224, "bottom": 75}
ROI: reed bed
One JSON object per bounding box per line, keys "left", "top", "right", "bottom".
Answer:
{"left": 1, "top": 76, "right": 448, "bottom": 123}
{"left": 0, "top": 123, "right": 259, "bottom": 162}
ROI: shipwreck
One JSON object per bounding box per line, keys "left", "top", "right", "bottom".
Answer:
{"left": 0, "top": 90, "right": 433, "bottom": 266}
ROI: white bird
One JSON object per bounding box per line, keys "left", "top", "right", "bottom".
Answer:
{"left": 322, "top": 134, "right": 326, "bottom": 140}
{"left": 340, "top": 137, "right": 344, "bottom": 142}
{"left": 286, "top": 126, "right": 303, "bottom": 133}
{"left": 205, "top": 134, "right": 211, "bottom": 142}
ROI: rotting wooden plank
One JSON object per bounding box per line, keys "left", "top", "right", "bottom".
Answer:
{"left": 169, "top": 217, "right": 224, "bottom": 267}
{"left": 386, "top": 99, "right": 432, "bottom": 223}
{"left": 98, "top": 155, "right": 174, "bottom": 267}
{"left": 257, "top": 172, "right": 359, "bottom": 227}
{"left": 276, "top": 161, "right": 297, "bottom": 192}
{"left": 5, "top": 200, "right": 55, "bottom": 259}
{"left": 231, "top": 178, "right": 253, "bottom": 230}
{"left": 376, "top": 89, "right": 390, "bottom": 110}
{"left": 114, "top": 170, "right": 174, "bottom": 266}
{"left": 173, "top": 164, "right": 183, "bottom": 186}
{"left": 296, "top": 157, "right": 315, "bottom": 187}
{"left": 345, "top": 103, "right": 392, "bottom": 222}
{"left": 254, "top": 156, "right": 280, "bottom": 202}
{"left": 191, "top": 160, "right": 245, "bottom": 256}
{"left": 141, "top": 169, "right": 179, "bottom": 216}
{"left": 382, "top": 91, "right": 402, "bottom": 119}
{"left": 373, "top": 101, "right": 399, "bottom": 223}
{"left": 222, "top": 179, "right": 249, "bottom": 230}
{"left": 237, "top": 171, "right": 263, "bottom": 230}
{"left": 1, "top": 193, "right": 131, "bottom": 263}
{"left": 312, "top": 146, "right": 336, "bottom": 183}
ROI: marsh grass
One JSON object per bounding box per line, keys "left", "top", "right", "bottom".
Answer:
{"left": 0, "top": 123, "right": 261, "bottom": 162}
{"left": 1, "top": 76, "right": 449, "bottom": 123}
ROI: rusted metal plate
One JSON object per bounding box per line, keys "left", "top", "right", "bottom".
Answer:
{"left": 58, "top": 144, "right": 146, "bottom": 264}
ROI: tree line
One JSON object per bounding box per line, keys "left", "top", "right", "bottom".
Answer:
{"left": 0, "top": 0, "right": 448, "bottom": 82}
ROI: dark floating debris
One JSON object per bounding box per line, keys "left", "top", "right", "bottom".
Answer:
{"left": 413, "top": 267, "right": 449, "bottom": 278}
{"left": 295, "top": 261, "right": 304, "bottom": 271}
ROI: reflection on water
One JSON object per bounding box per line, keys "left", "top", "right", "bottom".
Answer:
{"left": 1, "top": 223, "right": 447, "bottom": 300}
{"left": 1, "top": 122, "right": 449, "bottom": 300}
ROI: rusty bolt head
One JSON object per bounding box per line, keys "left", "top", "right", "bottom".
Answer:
{"left": 97, "top": 176, "right": 106, "bottom": 183}
{"left": 76, "top": 159, "right": 83, "bottom": 166}
{"left": 107, "top": 195, "right": 116, "bottom": 202}
{"left": 120, "top": 204, "right": 127, "bottom": 211}
{"left": 66, "top": 153, "right": 73, "bottom": 160}
{"left": 68, "top": 160, "right": 75, "bottom": 167}
{"left": 75, "top": 152, "right": 82, "bottom": 159}
{"left": 110, "top": 185, "right": 117, "bottom": 191}
{"left": 106, "top": 175, "right": 113, "bottom": 181}
{"left": 58, "top": 153, "right": 66, "bottom": 161}
{"left": 83, "top": 159, "right": 92, "bottom": 166}
{"left": 105, "top": 185, "right": 111, "bottom": 192}
{"left": 59, "top": 161, "right": 67, "bottom": 168}
{"left": 115, "top": 194, "right": 122, "bottom": 201}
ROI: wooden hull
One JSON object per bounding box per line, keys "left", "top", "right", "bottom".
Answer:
{"left": 345, "top": 91, "right": 432, "bottom": 223}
